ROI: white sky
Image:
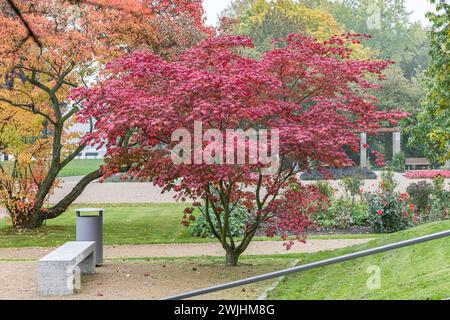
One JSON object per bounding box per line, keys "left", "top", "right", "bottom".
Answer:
{"left": 203, "top": 0, "right": 436, "bottom": 27}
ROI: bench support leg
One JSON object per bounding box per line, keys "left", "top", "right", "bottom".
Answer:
{"left": 79, "top": 252, "right": 96, "bottom": 275}
{"left": 38, "top": 262, "right": 74, "bottom": 296}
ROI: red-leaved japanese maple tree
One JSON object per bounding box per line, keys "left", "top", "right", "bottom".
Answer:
{"left": 74, "top": 34, "right": 405, "bottom": 266}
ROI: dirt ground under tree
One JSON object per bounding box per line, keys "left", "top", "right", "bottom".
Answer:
{"left": 0, "top": 258, "right": 296, "bottom": 300}
{"left": 0, "top": 239, "right": 372, "bottom": 300}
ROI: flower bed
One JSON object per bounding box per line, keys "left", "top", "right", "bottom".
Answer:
{"left": 404, "top": 170, "right": 450, "bottom": 179}
{"left": 300, "top": 167, "right": 377, "bottom": 181}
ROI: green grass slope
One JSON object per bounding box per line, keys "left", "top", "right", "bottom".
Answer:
{"left": 269, "top": 221, "right": 450, "bottom": 300}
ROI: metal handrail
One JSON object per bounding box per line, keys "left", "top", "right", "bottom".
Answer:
{"left": 162, "top": 230, "right": 450, "bottom": 300}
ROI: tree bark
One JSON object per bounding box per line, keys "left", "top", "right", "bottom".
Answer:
{"left": 8, "top": 168, "right": 103, "bottom": 230}
{"left": 12, "top": 210, "right": 44, "bottom": 229}
{"left": 225, "top": 250, "right": 241, "bottom": 267}
{"left": 43, "top": 168, "right": 103, "bottom": 220}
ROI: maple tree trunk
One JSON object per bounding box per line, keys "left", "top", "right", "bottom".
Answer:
{"left": 6, "top": 200, "right": 45, "bottom": 230}
{"left": 11, "top": 210, "right": 44, "bottom": 229}
{"left": 8, "top": 168, "right": 103, "bottom": 230}
{"left": 223, "top": 230, "right": 258, "bottom": 267}
{"left": 225, "top": 250, "right": 241, "bottom": 267}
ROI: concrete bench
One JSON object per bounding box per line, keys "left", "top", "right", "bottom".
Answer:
{"left": 38, "top": 241, "right": 96, "bottom": 296}
{"left": 406, "top": 158, "right": 432, "bottom": 170}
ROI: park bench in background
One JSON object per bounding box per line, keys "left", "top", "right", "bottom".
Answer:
{"left": 38, "top": 241, "right": 96, "bottom": 296}
{"left": 406, "top": 158, "right": 432, "bottom": 170}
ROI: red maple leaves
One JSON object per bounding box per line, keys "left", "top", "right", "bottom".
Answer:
{"left": 73, "top": 33, "right": 407, "bottom": 250}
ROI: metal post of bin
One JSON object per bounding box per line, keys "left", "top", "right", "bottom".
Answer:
{"left": 76, "top": 208, "right": 104, "bottom": 266}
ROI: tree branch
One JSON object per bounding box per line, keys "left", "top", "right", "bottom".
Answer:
{"left": 0, "top": 96, "right": 56, "bottom": 125}
{"left": 5, "top": 0, "right": 42, "bottom": 48}
{"left": 43, "top": 168, "right": 103, "bottom": 219}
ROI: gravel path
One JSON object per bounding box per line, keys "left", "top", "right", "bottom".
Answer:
{"left": 48, "top": 173, "right": 450, "bottom": 205}
{"left": 50, "top": 179, "right": 178, "bottom": 204}
{"left": 0, "top": 173, "right": 445, "bottom": 210}
{"left": 0, "top": 239, "right": 372, "bottom": 261}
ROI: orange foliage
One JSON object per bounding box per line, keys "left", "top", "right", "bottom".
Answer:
{"left": 0, "top": 0, "right": 209, "bottom": 228}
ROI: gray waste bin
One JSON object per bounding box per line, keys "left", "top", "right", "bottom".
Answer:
{"left": 76, "top": 208, "right": 104, "bottom": 265}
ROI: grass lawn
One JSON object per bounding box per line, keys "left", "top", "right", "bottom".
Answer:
{"left": 0, "top": 203, "right": 376, "bottom": 248}
{"left": 268, "top": 221, "right": 450, "bottom": 300}
{"left": 58, "top": 159, "right": 104, "bottom": 177}
{"left": 0, "top": 159, "right": 104, "bottom": 178}
{"left": 0, "top": 204, "right": 192, "bottom": 247}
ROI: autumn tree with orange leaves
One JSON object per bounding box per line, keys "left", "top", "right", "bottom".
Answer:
{"left": 0, "top": 0, "right": 208, "bottom": 229}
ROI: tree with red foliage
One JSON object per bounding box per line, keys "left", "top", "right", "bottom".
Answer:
{"left": 74, "top": 34, "right": 406, "bottom": 266}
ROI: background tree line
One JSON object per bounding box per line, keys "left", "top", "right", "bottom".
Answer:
{"left": 220, "top": 0, "right": 442, "bottom": 162}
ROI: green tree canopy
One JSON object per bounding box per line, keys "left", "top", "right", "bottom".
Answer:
{"left": 223, "top": 0, "right": 429, "bottom": 112}
{"left": 222, "top": 0, "right": 352, "bottom": 57}
{"left": 322, "top": 0, "right": 429, "bottom": 79}
{"left": 305, "top": 0, "right": 431, "bottom": 120}
{"left": 408, "top": 0, "right": 449, "bottom": 163}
